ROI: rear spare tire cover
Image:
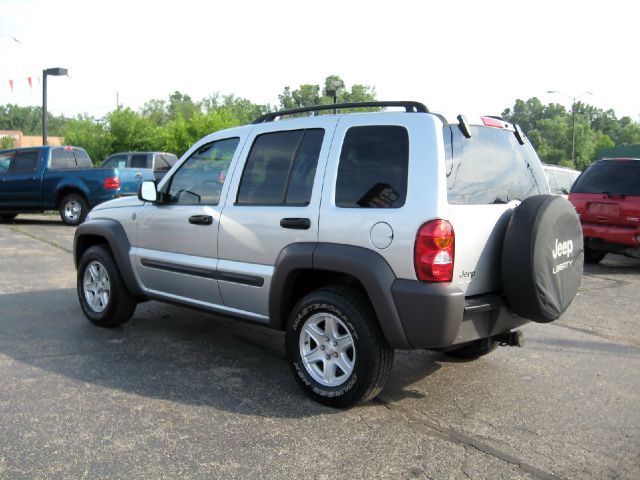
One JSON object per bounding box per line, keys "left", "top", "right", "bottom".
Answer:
{"left": 501, "top": 195, "right": 583, "bottom": 323}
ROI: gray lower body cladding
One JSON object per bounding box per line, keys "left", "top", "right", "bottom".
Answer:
{"left": 391, "top": 279, "right": 528, "bottom": 349}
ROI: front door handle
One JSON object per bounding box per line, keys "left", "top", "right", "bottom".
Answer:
{"left": 280, "top": 217, "right": 311, "bottom": 230}
{"left": 189, "top": 215, "right": 213, "bottom": 225}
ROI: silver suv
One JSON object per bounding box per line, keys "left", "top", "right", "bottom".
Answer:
{"left": 74, "top": 102, "right": 584, "bottom": 407}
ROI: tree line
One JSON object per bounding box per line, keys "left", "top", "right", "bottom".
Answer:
{"left": 1, "top": 75, "right": 638, "bottom": 170}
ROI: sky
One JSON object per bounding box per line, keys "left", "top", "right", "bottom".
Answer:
{"left": 0, "top": 0, "right": 638, "bottom": 121}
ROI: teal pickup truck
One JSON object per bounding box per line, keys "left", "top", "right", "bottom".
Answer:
{"left": 0, "top": 146, "right": 155, "bottom": 225}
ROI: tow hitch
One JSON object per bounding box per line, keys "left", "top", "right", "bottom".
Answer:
{"left": 495, "top": 330, "right": 525, "bottom": 347}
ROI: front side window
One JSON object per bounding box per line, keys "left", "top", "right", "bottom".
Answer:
{"left": 103, "top": 154, "right": 128, "bottom": 169}
{"left": 167, "top": 137, "right": 239, "bottom": 205}
{"left": 336, "top": 126, "right": 409, "bottom": 208}
{"left": 236, "top": 129, "right": 324, "bottom": 205}
{"left": 0, "top": 152, "right": 15, "bottom": 174}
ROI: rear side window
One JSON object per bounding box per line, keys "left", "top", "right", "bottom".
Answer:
{"left": 236, "top": 129, "right": 324, "bottom": 205}
{"left": 336, "top": 126, "right": 409, "bottom": 208}
{"left": 572, "top": 161, "right": 640, "bottom": 195}
{"left": 130, "top": 154, "right": 148, "bottom": 169}
{"left": 51, "top": 148, "right": 76, "bottom": 169}
{"left": 444, "top": 126, "right": 545, "bottom": 204}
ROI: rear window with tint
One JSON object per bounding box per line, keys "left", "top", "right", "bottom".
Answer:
{"left": 74, "top": 149, "right": 93, "bottom": 167}
{"left": 444, "top": 126, "right": 546, "bottom": 204}
{"left": 51, "top": 148, "right": 76, "bottom": 169}
{"left": 571, "top": 161, "right": 640, "bottom": 195}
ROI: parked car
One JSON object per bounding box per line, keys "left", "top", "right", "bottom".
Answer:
{"left": 569, "top": 158, "right": 640, "bottom": 263}
{"left": 74, "top": 101, "right": 583, "bottom": 407}
{"left": 0, "top": 145, "right": 154, "bottom": 225}
{"left": 101, "top": 151, "right": 178, "bottom": 187}
{"left": 543, "top": 164, "right": 580, "bottom": 198}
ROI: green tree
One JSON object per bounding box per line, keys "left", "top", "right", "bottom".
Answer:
{"left": 279, "top": 75, "right": 377, "bottom": 111}
{"left": 107, "top": 108, "right": 158, "bottom": 153}
{"left": 141, "top": 99, "right": 169, "bottom": 127}
{"left": 63, "top": 116, "right": 112, "bottom": 164}
{"left": 618, "top": 121, "right": 640, "bottom": 145}
{"left": 0, "top": 135, "right": 16, "bottom": 149}
{"left": 167, "top": 91, "right": 198, "bottom": 120}
{"left": 160, "top": 109, "right": 240, "bottom": 156}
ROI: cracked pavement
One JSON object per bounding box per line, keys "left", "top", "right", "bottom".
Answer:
{"left": 1, "top": 214, "right": 639, "bottom": 479}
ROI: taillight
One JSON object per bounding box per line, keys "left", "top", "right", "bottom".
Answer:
{"left": 104, "top": 176, "right": 121, "bottom": 190}
{"left": 414, "top": 220, "right": 455, "bottom": 282}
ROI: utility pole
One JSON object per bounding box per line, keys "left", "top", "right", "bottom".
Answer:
{"left": 547, "top": 90, "right": 593, "bottom": 169}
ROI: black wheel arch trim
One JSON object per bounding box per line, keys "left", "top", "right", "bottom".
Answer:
{"left": 74, "top": 219, "right": 144, "bottom": 297}
{"left": 269, "top": 242, "right": 411, "bottom": 349}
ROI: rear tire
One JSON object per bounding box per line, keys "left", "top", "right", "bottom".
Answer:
{"left": 584, "top": 245, "right": 606, "bottom": 264}
{"left": 286, "top": 287, "right": 394, "bottom": 408}
{"left": 77, "top": 245, "right": 136, "bottom": 327}
{"left": 60, "top": 193, "right": 88, "bottom": 226}
{"left": 445, "top": 338, "right": 498, "bottom": 360}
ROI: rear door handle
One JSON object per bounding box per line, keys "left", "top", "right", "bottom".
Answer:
{"left": 189, "top": 215, "right": 213, "bottom": 225}
{"left": 280, "top": 217, "right": 311, "bottom": 230}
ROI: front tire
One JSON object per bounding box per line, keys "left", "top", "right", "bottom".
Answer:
{"left": 60, "top": 193, "right": 88, "bottom": 226}
{"left": 77, "top": 245, "right": 136, "bottom": 327}
{"left": 285, "top": 287, "right": 394, "bottom": 408}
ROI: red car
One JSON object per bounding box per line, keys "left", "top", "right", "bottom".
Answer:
{"left": 569, "top": 158, "right": 640, "bottom": 263}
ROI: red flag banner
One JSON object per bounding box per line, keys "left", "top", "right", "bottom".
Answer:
{"left": 27, "top": 77, "right": 32, "bottom": 89}
{"left": 9, "top": 79, "right": 13, "bottom": 92}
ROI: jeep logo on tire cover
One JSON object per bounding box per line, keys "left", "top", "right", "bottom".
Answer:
{"left": 552, "top": 238, "right": 574, "bottom": 259}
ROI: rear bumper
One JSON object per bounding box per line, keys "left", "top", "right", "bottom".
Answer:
{"left": 581, "top": 222, "right": 639, "bottom": 248}
{"left": 391, "top": 279, "right": 528, "bottom": 349}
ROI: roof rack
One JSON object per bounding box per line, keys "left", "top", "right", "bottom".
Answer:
{"left": 252, "top": 101, "right": 429, "bottom": 124}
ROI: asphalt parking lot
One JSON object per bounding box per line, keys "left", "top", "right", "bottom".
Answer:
{"left": 1, "top": 214, "right": 639, "bottom": 479}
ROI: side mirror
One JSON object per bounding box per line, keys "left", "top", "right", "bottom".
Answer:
{"left": 138, "top": 180, "right": 158, "bottom": 203}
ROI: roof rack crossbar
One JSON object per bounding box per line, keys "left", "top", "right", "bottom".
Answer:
{"left": 252, "top": 101, "right": 429, "bottom": 124}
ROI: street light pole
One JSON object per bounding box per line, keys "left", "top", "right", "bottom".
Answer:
{"left": 547, "top": 90, "right": 592, "bottom": 169}
{"left": 42, "top": 67, "right": 68, "bottom": 146}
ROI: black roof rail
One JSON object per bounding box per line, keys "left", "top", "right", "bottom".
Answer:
{"left": 252, "top": 101, "right": 429, "bottom": 124}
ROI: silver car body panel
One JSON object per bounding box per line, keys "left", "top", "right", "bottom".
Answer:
{"left": 319, "top": 112, "right": 448, "bottom": 281}
{"left": 217, "top": 115, "right": 339, "bottom": 315}
{"left": 131, "top": 126, "right": 254, "bottom": 308}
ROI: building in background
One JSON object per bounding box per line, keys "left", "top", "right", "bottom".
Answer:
{"left": 0, "top": 130, "right": 63, "bottom": 148}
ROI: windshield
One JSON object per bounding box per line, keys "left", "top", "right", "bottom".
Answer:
{"left": 571, "top": 161, "right": 640, "bottom": 195}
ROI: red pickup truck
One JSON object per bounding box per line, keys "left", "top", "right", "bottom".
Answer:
{"left": 569, "top": 158, "right": 640, "bottom": 263}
